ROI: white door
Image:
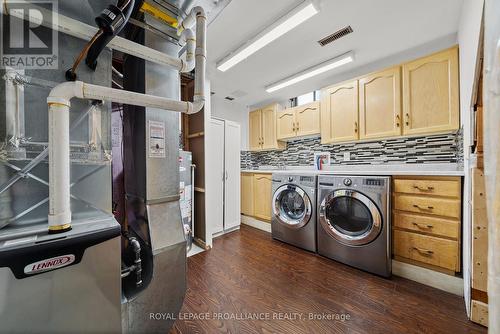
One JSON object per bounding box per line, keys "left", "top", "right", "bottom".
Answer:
{"left": 207, "top": 119, "right": 225, "bottom": 235}
{"left": 224, "top": 121, "right": 241, "bottom": 230}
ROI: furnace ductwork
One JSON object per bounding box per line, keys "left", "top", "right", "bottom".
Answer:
{"left": 46, "top": 4, "right": 207, "bottom": 232}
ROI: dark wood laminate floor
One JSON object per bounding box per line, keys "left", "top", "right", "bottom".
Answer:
{"left": 171, "top": 225, "right": 486, "bottom": 334}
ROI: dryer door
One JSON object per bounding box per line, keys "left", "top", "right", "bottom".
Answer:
{"left": 272, "top": 184, "right": 312, "bottom": 229}
{"left": 319, "top": 189, "right": 382, "bottom": 246}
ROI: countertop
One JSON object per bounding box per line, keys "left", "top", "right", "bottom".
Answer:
{"left": 241, "top": 163, "right": 464, "bottom": 176}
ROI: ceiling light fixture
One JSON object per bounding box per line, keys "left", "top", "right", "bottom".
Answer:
{"left": 216, "top": 1, "right": 319, "bottom": 72}
{"left": 265, "top": 51, "right": 355, "bottom": 93}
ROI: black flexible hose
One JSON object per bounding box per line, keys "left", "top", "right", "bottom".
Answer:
{"left": 85, "top": 0, "right": 135, "bottom": 71}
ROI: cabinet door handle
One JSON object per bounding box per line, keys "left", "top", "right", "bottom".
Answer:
{"left": 413, "top": 204, "right": 434, "bottom": 210}
{"left": 396, "top": 114, "right": 400, "bottom": 127}
{"left": 292, "top": 122, "right": 296, "bottom": 132}
{"left": 354, "top": 121, "right": 358, "bottom": 133}
{"left": 296, "top": 122, "right": 299, "bottom": 132}
{"left": 299, "top": 107, "right": 317, "bottom": 113}
{"left": 412, "top": 222, "right": 433, "bottom": 229}
{"left": 405, "top": 113, "right": 410, "bottom": 126}
{"left": 412, "top": 247, "right": 434, "bottom": 255}
{"left": 413, "top": 185, "right": 434, "bottom": 191}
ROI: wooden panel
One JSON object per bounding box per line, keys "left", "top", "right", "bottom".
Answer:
{"left": 359, "top": 66, "right": 402, "bottom": 139}
{"left": 261, "top": 105, "right": 277, "bottom": 150}
{"left": 241, "top": 173, "right": 254, "bottom": 216}
{"left": 295, "top": 101, "right": 320, "bottom": 137}
{"left": 253, "top": 173, "right": 272, "bottom": 221}
{"left": 402, "top": 47, "right": 459, "bottom": 135}
{"left": 393, "top": 212, "right": 460, "bottom": 239}
{"left": 249, "top": 109, "right": 262, "bottom": 151}
{"left": 320, "top": 88, "right": 332, "bottom": 144}
{"left": 261, "top": 104, "right": 285, "bottom": 150}
{"left": 325, "top": 80, "right": 359, "bottom": 143}
{"left": 472, "top": 288, "right": 489, "bottom": 304}
{"left": 394, "top": 194, "right": 461, "bottom": 219}
{"left": 471, "top": 300, "right": 489, "bottom": 327}
{"left": 193, "top": 191, "right": 205, "bottom": 240}
{"left": 276, "top": 109, "right": 296, "bottom": 140}
{"left": 472, "top": 168, "right": 488, "bottom": 292}
{"left": 393, "top": 177, "right": 461, "bottom": 198}
{"left": 393, "top": 230, "right": 459, "bottom": 271}
{"left": 476, "top": 105, "right": 484, "bottom": 154}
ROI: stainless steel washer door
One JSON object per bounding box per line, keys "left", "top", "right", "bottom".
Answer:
{"left": 272, "top": 185, "right": 312, "bottom": 229}
{"left": 319, "top": 189, "right": 382, "bottom": 246}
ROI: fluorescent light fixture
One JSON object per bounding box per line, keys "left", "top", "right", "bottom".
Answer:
{"left": 216, "top": 1, "right": 319, "bottom": 72}
{"left": 265, "top": 52, "right": 354, "bottom": 93}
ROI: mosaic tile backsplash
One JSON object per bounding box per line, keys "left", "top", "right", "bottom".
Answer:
{"left": 241, "top": 130, "right": 463, "bottom": 169}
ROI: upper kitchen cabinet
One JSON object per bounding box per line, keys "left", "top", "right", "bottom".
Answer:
{"left": 321, "top": 80, "right": 359, "bottom": 144}
{"left": 359, "top": 66, "right": 402, "bottom": 140}
{"left": 276, "top": 109, "right": 296, "bottom": 140}
{"left": 249, "top": 110, "right": 262, "bottom": 151}
{"left": 402, "top": 47, "right": 459, "bottom": 135}
{"left": 277, "top": 101, "right": 320, "bottom": 140}
{"left": 249, "top": 104, "right": 285, "bottom": 151}
{"left": 295, "top": 101, "right": 320, "bottom": 137}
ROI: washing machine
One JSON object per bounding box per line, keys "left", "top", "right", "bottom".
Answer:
{"left": 271, "top": 174, "right": 317, "bottom": 252}
{"left": 317, "top": 175, "right": 391, "bottom": 277}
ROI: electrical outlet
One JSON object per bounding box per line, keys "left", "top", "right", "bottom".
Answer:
{"left": 343, "top": 152, "right": 350, "bottom": 161}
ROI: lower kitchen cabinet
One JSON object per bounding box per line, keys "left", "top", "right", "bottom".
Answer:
{"left": 240, "top": 172, "right": 272, "bottom": 222}
{"left": 253, "top": 174, "right": 272, "bottom": 221}
{"left": 241, "top": 173, "right": 254, "bottom": 216}
{"left": 392, "top": 176, "right": 461, "bottom": 274}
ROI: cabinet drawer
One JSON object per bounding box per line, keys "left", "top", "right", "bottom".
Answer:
{"left": 393, "top": 212, "right": 459, "bottom": 239}
{"left": 394, "top": 178, "right": 460, "bottom": 197}
{"left": 393, "top": 230, "right": 458, "bottom": 271}
{"left": 394, "top": 194, "right": 461, "bottom": 219}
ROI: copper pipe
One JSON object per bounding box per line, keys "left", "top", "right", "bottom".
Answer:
{"left": 70, "top": 29, "right": 103, "bottom": 76}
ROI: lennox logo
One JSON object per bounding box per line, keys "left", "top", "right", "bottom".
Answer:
{"left": 1, "top": 0, "right": 58, "bottom": 69}
{"left": 24, "top": 254, "right": 75, "bottom": 275}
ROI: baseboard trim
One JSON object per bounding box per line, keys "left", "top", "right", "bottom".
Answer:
{"left": 241, "top": 215, "right": 271, "bottom": 233}
{"left": 392, "top": 260, "right": 464, "bottom": 296}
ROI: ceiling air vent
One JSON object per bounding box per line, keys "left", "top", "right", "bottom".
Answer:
{"left": 318, "top": 26, "right": 353, "bottom": 47}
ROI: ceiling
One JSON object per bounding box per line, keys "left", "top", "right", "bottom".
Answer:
{"left": 206, "top": 0, "right": 464, "bottom": 108}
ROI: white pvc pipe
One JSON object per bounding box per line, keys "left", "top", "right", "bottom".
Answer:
{"left": 44, "top": 4, "right": 207, "bottom": 232}
{"left": 82, "top": 83, "right": 192, "bottom": 113}
{"left": 192, "top": 7, "right": 207, "bottom": 113}
{"left": 3, "top": 0, "right": 188, "bottom": 72}
{"left": 46, "top": 80, "right": 202, "bottom": 231}
{"left": 47, "top": 103, "right": 71, "bottom": 232}
{"left": 180, "top": 29, "right": 196, "bottom": 72}
{"left": 4, "top": 71, "right": 18, "bottom": 146}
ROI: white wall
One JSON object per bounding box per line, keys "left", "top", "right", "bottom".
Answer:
{"left": 211, "top": 95, "right": 249, "bottom": 150}
{"left": 457, "top": 0, "right": 485, "bottom": 317}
